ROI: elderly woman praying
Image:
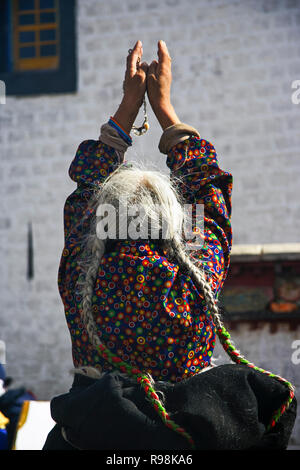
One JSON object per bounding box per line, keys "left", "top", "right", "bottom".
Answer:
{"left": 43, "top": 40, "right": 295, "bottom": 451}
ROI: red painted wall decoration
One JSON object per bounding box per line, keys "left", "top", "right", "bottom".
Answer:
{"left": 219, "top": 260, "right": 300, "bottom": 320}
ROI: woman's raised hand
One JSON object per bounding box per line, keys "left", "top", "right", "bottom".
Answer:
{"left": 113, "top": 40, "right": 180, "bottom": 135}
{"left": 123, "top": 40, "right": 148, "bottom": 109}
{"left": 113, "top": 40, "right": 148, "bottom": 135}
{"left": 147, "top": 40, "right": 180, "bottom": 130}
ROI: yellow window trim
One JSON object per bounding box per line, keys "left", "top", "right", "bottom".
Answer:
{"left": 16, "top": 9, "right": 56, "bottom": 15}
{"left": 12, "top": 0, "right": 60, "bottom": 72}
{"left": 17, "top": 56, "right": 59, "bottom": 71}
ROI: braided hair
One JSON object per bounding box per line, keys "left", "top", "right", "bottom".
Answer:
{"left": 77, "top": 161, "right": 294, "bottom": 449}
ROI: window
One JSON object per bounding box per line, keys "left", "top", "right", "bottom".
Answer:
{"left": 0, "top": 0, "right": 77, "bottom": 95}
{"left": 13, "top": 0, "right": 59, "bottom": 72}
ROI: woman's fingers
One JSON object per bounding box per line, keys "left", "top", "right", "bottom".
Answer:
{"left": 138, "top": 61, "right": 149, "bottom": 77}
{"left": 127, "top": 40, "right": 143, "bottom": 77}
{"left": 148, "top": 60, "right": 158, "bottom": 80}
{"left": 126, "top": 40, "right": 171, "bottom": 76}
{"left": 126, "top": 40, "right": 170, "bottom": 80}
{"left": 122, "top": 44, "right": 147, "bottom": 109}
{"left": 157, "top": 40, "right": 171, "bottom": 70}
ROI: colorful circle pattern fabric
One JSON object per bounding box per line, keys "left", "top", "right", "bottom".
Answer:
{"left": 58, "top": 136, "right": 233, "bottom": 383}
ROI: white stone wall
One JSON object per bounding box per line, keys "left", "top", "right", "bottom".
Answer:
{"left": 0, "top": 0, "right": 300, "bottom": 446}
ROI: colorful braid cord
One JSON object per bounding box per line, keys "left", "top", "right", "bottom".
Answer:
{"left": 216, "top": 326, "right": 295, "bottom": 432}
{"left": 97, "top": 342, "right": 196, "bottom": 449}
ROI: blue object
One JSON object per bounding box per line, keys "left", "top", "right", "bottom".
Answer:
{"left": 0, "top": 428, "right": 8, "bottom": 450}
{"left": 108, "top": 118, "right": 133, "bottom": 146}
{"left": 0, "top": 364, "right": 5, "bottom": 382}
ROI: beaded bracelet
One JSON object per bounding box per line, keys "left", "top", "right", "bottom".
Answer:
{"left": 108, "top": 117, "right": 133, "bottom": 146}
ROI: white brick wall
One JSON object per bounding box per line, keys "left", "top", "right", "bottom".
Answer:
{"left": 0, "top": 0, "right": 299, "bottom": 446}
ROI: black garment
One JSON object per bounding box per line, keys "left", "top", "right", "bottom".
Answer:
{"left": 43, "top": 364, "right": 297, "bottom": 451}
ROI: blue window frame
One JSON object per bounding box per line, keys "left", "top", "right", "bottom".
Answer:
{"left": 0, "top": 0, "right": 77, "bottom": 95}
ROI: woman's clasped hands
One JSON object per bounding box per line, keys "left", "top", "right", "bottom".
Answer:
{"left": 113, "top": 40, "right": 180, "bottom": 135}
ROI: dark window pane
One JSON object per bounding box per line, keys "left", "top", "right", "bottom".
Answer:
{"left": 19, "top": 14, "right": 35, "bottom": 25}
{"left": 19, "top": 0, "right": 35, "bottom": 10}
{"left": 40, "top": 29, "right": 56, "bottom": 41}
{"left": 40, "top": 44, "right": 56, "bottom": 56}
{"left": 19, "top": 46, "right": 36, "bottom": 58}
{"left": 40, "top": 12, "right": 56, "bottom": 23}
{"left": 19, "top": 31, "right": 35, "bottom": 43}
{"left": 39, "top": 0, "right": 55, "bottom": 9}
